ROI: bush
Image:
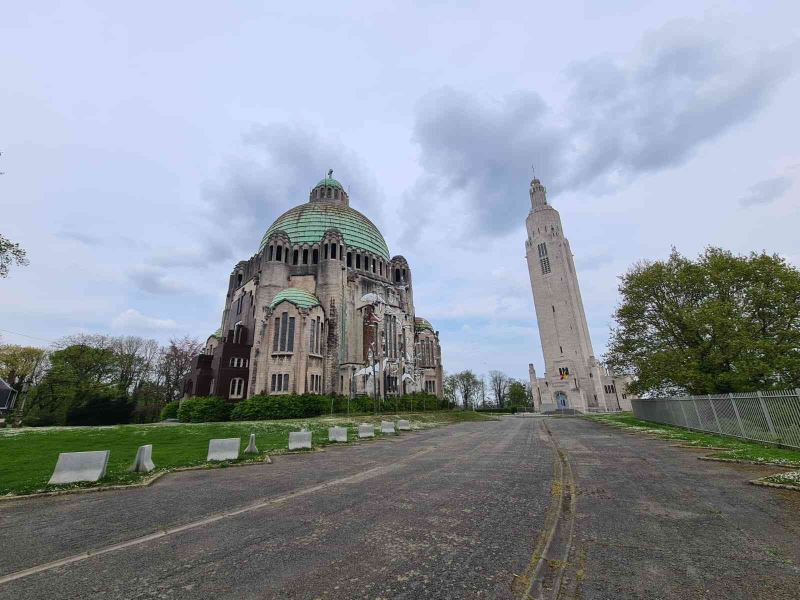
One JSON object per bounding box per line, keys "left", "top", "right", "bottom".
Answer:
{"left": 177, "top": 397, "right": 231, "bottom": 423}
{"left": 160, "top": 400, "right": 180, "bottom": 420}
{"left": 65, "top": 388, "right": 135, "bottom": 426}
{"left": 231, "top": 394, "right": 328, "bottom": 421}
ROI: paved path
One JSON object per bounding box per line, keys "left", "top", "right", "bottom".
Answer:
{"left": 0, "top": 417, "right": 798, "bottom": 598}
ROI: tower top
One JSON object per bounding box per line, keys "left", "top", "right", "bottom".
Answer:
{"left": 530, "top": 177, "right": 547, "bottom": 209}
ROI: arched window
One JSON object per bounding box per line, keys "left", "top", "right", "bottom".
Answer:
{"left": 229, "top": 377, "right": 245, "bottom": 399}
{"left": 312, "top": 248, "right": 319, "bottom": 264}
{"left": 331, "top": 244, "right": 337, "bottom": 259}
{"left": 236, "top": 273, "right": 243, "bottom": 287}
{"left": 356, "top": 254, "right": 361, "bottom": 269}
{"left": 268, "top": 245, "right": 274, "bottom": 261}
{"left": 302, "top": 249, "right": 309, "bottom": 264}
{"left": 293, "top": 249, "right": 299, "bottom": 265}
{"left": 347, "top": 252, "right": 352, "bottom": 267}
{"left": 276, "top": 246, "right": 283, "bottom": 262}
{"left": 395, "top": 268, "right": 401, "bottom": 283}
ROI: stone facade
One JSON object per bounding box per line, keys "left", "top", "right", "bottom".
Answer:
{"left": 524, "top": 177, "right": 635, "bottom": 412}
{"left": 184, "top": 174, "right": 443, "bottom": 402}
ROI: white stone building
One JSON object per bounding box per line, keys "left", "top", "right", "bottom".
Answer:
{"left": 524, "top": 177, "right": 634, "bottom": 412}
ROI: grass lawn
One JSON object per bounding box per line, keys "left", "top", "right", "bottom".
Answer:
{"left": 0, "top": 410, "right": 492, "bottom": 497}
{"left": 584, "top": 412, "right": 800, "bottom": 467}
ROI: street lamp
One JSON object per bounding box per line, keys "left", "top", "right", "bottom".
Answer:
{"left": 368, "top": 345, "right": 377, "bottom": 415}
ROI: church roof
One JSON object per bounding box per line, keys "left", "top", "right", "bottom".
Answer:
{"left": 270, "top": 288, "right": 321, "bottom": 310}
{"left": 314, "top": 177, "right": 343, "bottom": 190}
{"left": 415, "top": 317, "right": 434, "bottom": 332}
{"left": 260, "top": 201, "right": 390, "bottom": 260}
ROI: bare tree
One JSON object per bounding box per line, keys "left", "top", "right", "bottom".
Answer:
{"left": 157, "top": 336, "right": 202, "bottom": 403}
{"left": 489, "top": 370, "right": 509, "bottom": 407}
{"left": 0, "top": 233, "right": 28, "bottom": 278}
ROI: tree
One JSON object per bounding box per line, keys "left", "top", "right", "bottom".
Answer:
{"left": 0, "top": 344, "right": 46, "bottom": 391}
{"left": 157, "top": 336, "right": 202, "bottom": 403}
{"left": 507, "top": 380, "right": 528, "bottom": 408}
{"left": 489, "top": 370, "right": 509, "bottom": 407}
{"left": 0, "top": 234, "right": 28, "bottom": 278}
{"left": 606, "top": 247, "right": 800, "bottom": 396}
{"left": 451, "top": 370, "right": 480, "bottom": 409}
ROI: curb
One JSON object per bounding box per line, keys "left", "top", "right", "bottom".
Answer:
{"left": 697, "top": 456, "right": 799, "bottom": 468}
{"left": 749, "top": 477, "right": 800, "bottom": 492}
{"left": 0, "top": 455, "right": 273, "bottom": 502}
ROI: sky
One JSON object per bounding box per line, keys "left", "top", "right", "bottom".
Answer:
{"left": 1, "top": 1, "right": 799, "bottom": 381}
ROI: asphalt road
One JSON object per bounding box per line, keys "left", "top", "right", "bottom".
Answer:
{"left": 0, "top": 417, "right": 798, "bottom": 599}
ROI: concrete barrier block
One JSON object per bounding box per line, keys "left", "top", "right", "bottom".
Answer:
{"left": 207, "top": 438, "right": 240, "bottom": 461}
{"left": 358, "top": 423, "right": 375, "bottom": 438}
{"left": 328, "top": 426, "right": 347, "bottom": 442}
{"left": 129, "top": 444, "right": 155, "bottom": 473}
{"left": 381, "top": 420, "right": 396, "bottom": 434}
{"left": 289, "top": 431, "right": 312, "bottom": 450}
{"left": 244, "top": 433, "right": 259, "bottom": 454}
{"left": 48, "top": 450, "right": 110, "bottom": 485}
{"left": 397, "top": 419, "right": 411, "bottom": 431}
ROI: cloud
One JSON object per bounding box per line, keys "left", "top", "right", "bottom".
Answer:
{"left": 56, "top": 230, "right": 104, "bottom": 246}
{"left": 150, "top": 238, "right": 234, "bottom": 268}
{"left": 739, "top": 175, "right": 793, "bottom": 207}
{"left": 127, "top": 265, "right": 189, "bottom": 295}
{"left": 204, "top": 123, "right": 385, "bottom": 254}
{"left": 576, "top": 253, "right": 614, "bottom": 271}
{"left": 111, "top": 309, "right": 177, "bottom": 331}
{"left": 408, "top": 22, "right": 793, "bottom": 239}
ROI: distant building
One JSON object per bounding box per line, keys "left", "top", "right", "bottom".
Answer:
{"left": 0, "top": 377, "right": 18, "bottom": 415}
{"left": 184, "top": 173, "right": 443, "bottom": 401}
{"left": 524, "top": 177, "right": 635, "bottom": 412}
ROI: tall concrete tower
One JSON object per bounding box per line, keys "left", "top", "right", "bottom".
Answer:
{"left": 525, "top": 177, "right": 629, "bottom": 412}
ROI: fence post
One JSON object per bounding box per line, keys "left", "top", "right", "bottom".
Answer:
{"left": 692, "top": 397, "right": 703, "bottom": 429}
{"left": 678, "top": 399, "right": 690, "bottom": 428}
{"left": 729, "top": 394, "right": 745, "bottom": 438}
{"left": 708, "top": 396, "right": 722, "bottom": 433}
{"left": 756, "top": 391, "right": 777, "bottom": 439}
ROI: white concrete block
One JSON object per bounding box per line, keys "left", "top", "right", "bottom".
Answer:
{"left": 48, "top": 450, "right": 110, "bottom": 485}
{"left": 397, "top": 419, "right": 411, "bottom": 431}
{"left": 328, "top": 426, "right": 347, "bottom": 442}
{"left": 358, "top": 423, "right": 375, "bottom": 438}
{"left": 244, "top": 433, "right": 259, "bottom": 454}
{"left": 380, "top": 421, "right": 396, "bottom": 434}
{"left": 289, "top": 431, "right": 312, "bottom": 450}
{"left": 207, "top": 438, "right": 240, "bottom": 461}
{"left": 129, "top": 444, "right": 155, "bottom": 473}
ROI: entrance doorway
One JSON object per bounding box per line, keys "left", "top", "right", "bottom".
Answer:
{"left": 555, "top": 392, "right": 569, "bottom": 409}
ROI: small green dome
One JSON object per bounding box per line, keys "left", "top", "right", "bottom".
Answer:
{"left": 415, "top": 317, "right": 434, "bottom": 332}
{"left": 270, "top": 288, "right": 321, "bottom": 310}
{"left": 261, "top": 202, "right": 390, "bottom": 260}
{"left": 315, "top": 177, "right": 343, "bottom": 190}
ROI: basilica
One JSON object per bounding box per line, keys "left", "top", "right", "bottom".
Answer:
{"left": 184, "top": 172, "right": 443, "bottom": 402}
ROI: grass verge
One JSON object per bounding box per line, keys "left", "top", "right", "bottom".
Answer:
{"left": 0, "top": 410, "right": 492, "bottom": 497}
{"left": 762, "top": 471, "right": 800, "bottom": 488}
{"left": 584, "top": 412, "right": 800, "bottom": 467}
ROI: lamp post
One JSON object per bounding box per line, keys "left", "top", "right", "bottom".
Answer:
{"left": 368, "top": 345, "right": 377, "bottom": 415}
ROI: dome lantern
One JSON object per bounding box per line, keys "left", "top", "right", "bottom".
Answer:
{"left": 310, "top": 168, "right": 349, "bottom": 205}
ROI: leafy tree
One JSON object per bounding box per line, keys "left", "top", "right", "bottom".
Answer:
{"left": 0, "top": 344, "right": 46, "bottom": 390}
{"left": 0, "top": 233, "right": 28, "bottom": 278}
{"left": 607, "top": 247, "right": 800, "bottom": 396}
{"left": 507, "top": 380, "right": 529, "bottom": 408}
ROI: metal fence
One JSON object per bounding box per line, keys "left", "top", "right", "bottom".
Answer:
{"left": 632, "top": 390, "right": 800, "bottom": 449}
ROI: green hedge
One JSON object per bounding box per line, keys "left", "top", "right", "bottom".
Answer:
{"left": 231, "top": 394, "right": 328, "bottom": 421}
{"left": 476, "top": 407, "right": 517, "bottom": 414}
{"left": 160, "top": 400, "right": 180, "bottom": 420}
{"left": 177, "top": 396, "right": 232, "bottom": 423}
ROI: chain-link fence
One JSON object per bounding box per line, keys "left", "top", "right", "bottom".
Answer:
{"left": 632, "top": 390, "right": 800, "bottom": 449}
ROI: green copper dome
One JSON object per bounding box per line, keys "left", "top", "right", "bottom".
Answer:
{"left": 260, "top": 202, "right": 390, "bottom": 260}
{"left": 270, "top": 288, "right": 321, "bottom": 310}
{"left": 415, "top": 317, "right": 434, "bottom": 332}
{"left": 315, "top": 177, "right": 343, "bottom": 190}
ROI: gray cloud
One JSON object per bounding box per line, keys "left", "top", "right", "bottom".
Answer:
{"left": 739, "top": 175, "right": 793, "bottom": 207}
{"left": 127, "top": 265, "right": 189, "bottom": 295}
{"left": 150, "top": 238, "right": 234, "bottom": 268}
{"left": 204, "top": 123, "right": 384, "bottom": 257}
{"left": 409, "top": 23, "right": 793, "bottom": 238}
{"left": 56, "top": 230, "right": 104, "bottom": 246}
